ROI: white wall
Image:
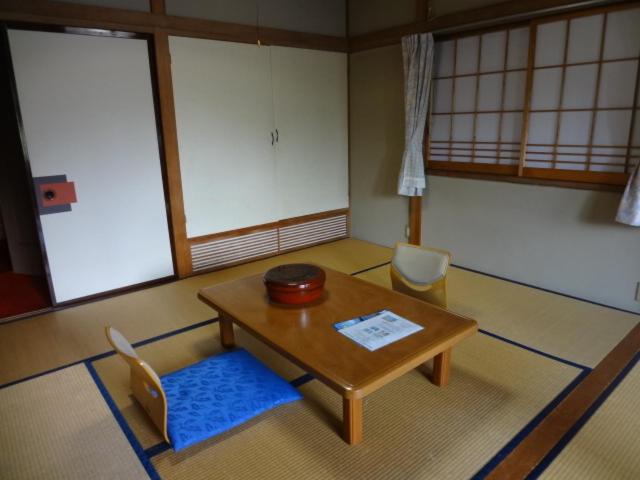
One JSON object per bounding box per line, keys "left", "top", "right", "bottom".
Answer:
{"left": 167, "top": 0, "right": 346, "bottom": 36}
{"left": 61, "top": 0, "right": 347, "bottom": 36}
{"left": 259, "top": 0, "right": 346, "bottom": 37}
{"left": 349, "top": 45, "right": 409, "bottom": 247}
{"left": 348, "top": 40, "right": 640, "bottom": 313}
{"left": 349, "top": 0, "right": 417, "bottom": 36}
{"left": 422, "top": 176, "right": 640, "bottom": 312}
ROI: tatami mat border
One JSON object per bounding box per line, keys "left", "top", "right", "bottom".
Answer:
{"left": 451, "top": 264, "right": 640, "bottom": 317}
{"left": 527, "top": 352, "right": 640, "bottom": 479}
{"left": 3, "top": 257, "right": 633, "bottom": 480}
{"left": 144, "top": 441, "right": 173, "bottom": 458}
{"left": 2, "top": 253, "right": 635, "bottom": 330}
{"left": 479, "top": 329, "right": 590, "bottom": 371}
{"left": 85, "top": 361, "right": 161, "bottom": 480}
{"left": 136, "top": 327, "right": 592, "bottom": 468}
{"left": 352, "top": 260, "right": 639, "bottom": 316}
{"left": 0, "top": 318, "right": 218, "bottom": 390}
{"left": 0, "top": 276, "right": 177, "bottom": 327}
{"left": 290, "top": 372, "right": 316, "bottom": 387}
{"left": 472, "top": 368, "right": 590, "bottom": 479}
{"left": 349, "top": 261, "right": 393, "bottom": 276}
{"left": 140, "top": 370, "right": 317, "bottom": 458}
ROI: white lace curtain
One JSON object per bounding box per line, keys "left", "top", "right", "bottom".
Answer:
{"left": 397, "top": 33, "right": 434, "bottom": 197}
{"left": 616, "top": 162, "right": 640, "bottom": 226}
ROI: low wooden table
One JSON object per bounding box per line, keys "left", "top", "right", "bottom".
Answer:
{"left": 198, "top": 266, "right": 477, "bottom": 445}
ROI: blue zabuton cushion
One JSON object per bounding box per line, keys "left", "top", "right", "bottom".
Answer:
{"left": 161, "top": 348, "right": 302, "bottom": 451}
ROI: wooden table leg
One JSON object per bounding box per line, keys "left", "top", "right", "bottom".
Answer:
{"left": 432, "top": 348, "right": 452, "bottom": 387}
{"left": 343, "top": 397, "right": 363, "bottom": 445}
{"left": 219, "top": 314, "right": 235, "bottom": 348}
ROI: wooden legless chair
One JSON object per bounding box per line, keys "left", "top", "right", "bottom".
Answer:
{"left": 390, "top": 243, "right": 452, "bottom": 308}
{"left": 105, "top": 326, "right": 169, "bottom": 443}
{"left": 105, "top": 326, "right": 302, "bottom": 451}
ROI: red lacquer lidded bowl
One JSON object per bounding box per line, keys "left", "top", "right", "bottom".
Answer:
{"left": 264, "top": 263, "right": 326, "bottom": 305}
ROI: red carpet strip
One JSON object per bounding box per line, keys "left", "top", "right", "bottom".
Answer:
{"left": 0, "top": 272, "right": 50, "bottom": 319}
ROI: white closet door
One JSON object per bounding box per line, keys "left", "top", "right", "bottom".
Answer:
{"left": 169, "top": 37, "right": 278, "bottom": 237}
{"left": 271, "top": 46, "right": 349, "bottom": 219}
{"left": 9, "top": 30, "right": 174, "bottom": 303}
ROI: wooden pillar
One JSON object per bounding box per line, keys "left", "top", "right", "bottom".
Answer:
{"left": 409, "top": 196, "right": 421, "bottom": 245}
{"left": 149, "top": 0, "right": 165, "bottom": 13}
{"left": 151, "top": 28, "right": 192, "bottom": 276}
{"left": 416, "top": 0, "right": 430, "bottom": 21}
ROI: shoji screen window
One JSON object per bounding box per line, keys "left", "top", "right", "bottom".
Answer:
{"left": 429, "top": 26, "right": 530, "bottom": 174}
{"left": 524, "top": 8, "right": 640, "bottom": 183}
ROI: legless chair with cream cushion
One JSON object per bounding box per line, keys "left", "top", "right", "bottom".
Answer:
{"left": 390, "top": 243, "right": 452, "bottom": 308}
{"left": 105, "top": 326, "right": 301, "bottom": 451}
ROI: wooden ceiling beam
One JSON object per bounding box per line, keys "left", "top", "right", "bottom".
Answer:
{"left": 0, "top": 0, "right": 348, "bottom": 52}
{"left": 349, "top": 0, "right": 628, "bottom": 52}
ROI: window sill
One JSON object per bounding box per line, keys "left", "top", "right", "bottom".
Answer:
{"left": 426, "top": 163, "right": 626, "bottom": 193}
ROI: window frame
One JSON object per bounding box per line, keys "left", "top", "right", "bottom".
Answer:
{"left": 425, "top": 2, "right": 640, "bottom": 188}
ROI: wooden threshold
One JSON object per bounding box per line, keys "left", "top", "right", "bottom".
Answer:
{"left": 189, "top": 221, "right": 280, "bottom": 246}
{"left": 428, "top": 161, "right": 519, "bottom": 176}
{"left": 487, "top": 322, "right": 640, "bottom": 479}
{"left": 427, "top": 169, "right": 626, "bottom": 192}
{"left": 189, "top": 208, "right": 350, "bottom": 245}
{"left": 277, "top": 208, "right": 350, "bottom": 227}
{"left": 0, "top": 307, "right": 52, "bottom": 326}
{"left": 522, "top": 167, "right": 629, "bottom": 186}
{"left": 0, "top": 274, "right": 177, "bottom": 326}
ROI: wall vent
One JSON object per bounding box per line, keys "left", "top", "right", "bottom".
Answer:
{"left": 190, "top": 228, "right": 278, "bottom": 272}
{"left": 279, "top": 214, "right": 348, "bottom": 252}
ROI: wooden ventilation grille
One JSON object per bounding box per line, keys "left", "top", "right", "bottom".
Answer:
{"left": 279, "top": 214, "right": 348, "bottom": 252}
{"left": 190, "top": 229, "right": 278, "bottom": 272}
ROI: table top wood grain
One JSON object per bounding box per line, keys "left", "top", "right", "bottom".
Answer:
{"left": 198, "top": 266, "right": 477, "bottom": 399}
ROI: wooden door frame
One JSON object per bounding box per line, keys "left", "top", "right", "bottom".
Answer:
{"left": 2, "top": 22, "right": 179, "bottom": 305}
{"left": 0, "top": 1, "right": 355, "bottom": 280}
{"left": 0, "top": 23, "right": 55, "bottom": 306}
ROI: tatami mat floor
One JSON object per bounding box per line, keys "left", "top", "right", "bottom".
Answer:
{"left": 0, "top": 239, "right": 391, "bottom": 386}
{"left": 92, "top": 325, "right": 306, "bottom": 449}
{"left": 356, "top": 264, "right": 638, "bottom": 369}
{"left": 96, "top": 322, "right": 583, "bottom": 480}
{"left": 0, "top": 364, "right": 148, "bottom": 479}
{"left": 540, "top": 357, "right": 640, "bottom": 480}
{"left": 0, "top": 238, "right": 637, "bottom": 479}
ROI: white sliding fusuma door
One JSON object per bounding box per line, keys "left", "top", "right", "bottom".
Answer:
{"left": 9, "top": 30, "right": 174, "bottom": 303}
{"left": 170, "top": 37, "right": 279, "bottom": 238}
{"left": 271, "top": 46, "right": 349, "bottom": 219}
